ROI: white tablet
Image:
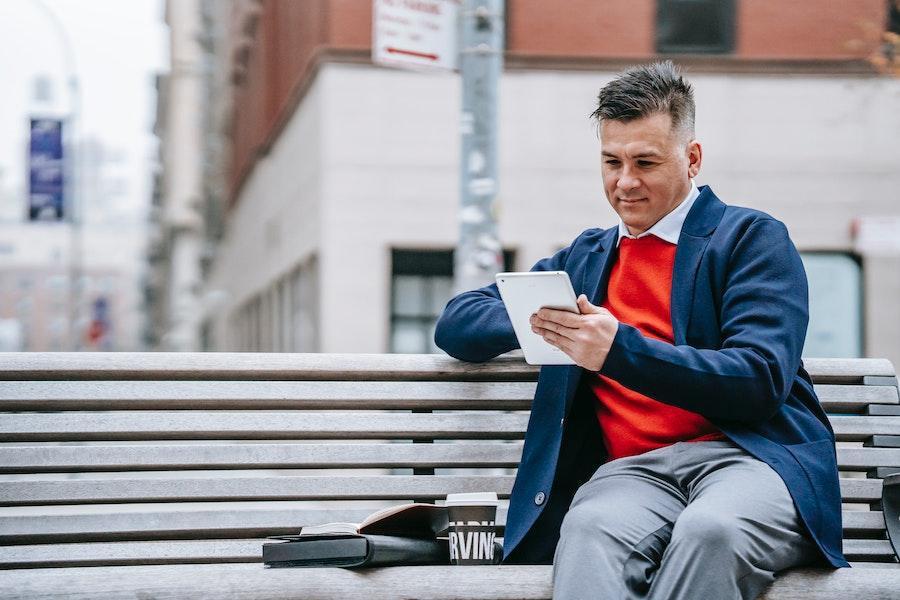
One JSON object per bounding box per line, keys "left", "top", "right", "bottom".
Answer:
{"left": 495, "top": 271, "right": 580, "bottom": 365}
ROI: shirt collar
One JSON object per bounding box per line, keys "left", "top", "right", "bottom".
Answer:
{"left": 616, "top": 180, "right": 699, "bottom": 247}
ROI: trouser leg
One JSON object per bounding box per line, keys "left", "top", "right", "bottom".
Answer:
{"left": 646, "top": 441, "right": 819, "bottom": 600}
{"left": 552, "top": 447, "right": 685, "bottom": 600}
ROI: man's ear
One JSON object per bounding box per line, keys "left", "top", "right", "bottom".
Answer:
{"left": 687, "top": 140, "right": 702, "bottom": 178}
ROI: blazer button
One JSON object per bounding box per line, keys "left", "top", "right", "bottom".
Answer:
{"left": 534, "top": 491, "right": 546, "bottom": 506}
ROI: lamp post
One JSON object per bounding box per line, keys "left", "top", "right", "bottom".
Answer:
{"left": 32, "top": 0, "right": 83, "bottom": 350}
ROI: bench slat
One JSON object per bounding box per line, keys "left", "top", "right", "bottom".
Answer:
{"left": 3, "top": 381, "right": 895, "bottom": 412}
{"left": 0, "top": 538, "right": 266, "bottom": 568}
{"left": 817, "top": 384, "right": 900, "bottom": 413}
{"left": 803, "top": 358, "right": 896, "bottom": 381}
{"left": 0, "top": 476, "right": 882, "bottom": 506}
{"left": 0, "top": 506, "right": 387, "bottom": 542}
{"left": 0, "top": 353, "right": 540, "bottom": 382}
{"left": 1, "top": 563, "right": 900, "bottom": 600}
{"left": 5, "top": 412, "right": 898, "bottom": 442}
{"left": 0, "top": 353, "right": 893, "bottom": 382}
{"left": 836, "top": 447, "right": 900, "bottom": 470}
{"left": 2, "top": 443, "right": 894, "bottom": 473}
{"left": 830, "top": 416, "right": 900, "bottom": 440}
{"left": 0, "top": 381, "right": 537, "bottom": 411}
{"left": 0, "top": 507, "right": 880, "bottom": 544}
{"left": 0, "top": 475, "right": 518, "bottom": 506}
{"left": 0, "top": 413, "right": 530, "bottom": 442}
{"left": 0, "top": 442, "right": 525, "bottom": 473}
{"left": 842, "top": 539, "right": 898, "bottom": 559}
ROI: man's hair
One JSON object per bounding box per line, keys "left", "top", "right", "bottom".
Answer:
{"left": 590, "top": 60, "right": 695, "bottom": 140}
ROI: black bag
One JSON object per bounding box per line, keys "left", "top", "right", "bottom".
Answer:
{"left": 884, "top": 473, "right": 900, "bottom": 560}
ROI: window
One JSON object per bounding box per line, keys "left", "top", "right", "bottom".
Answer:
{"left": 656, "top": 0, "right": 736, "bottom": 54}
{"left": 290, "top": 257, "right": 319, "bottom": 352}
{"left": 390, "top": 249, "right": 513, "bottom": 354}
{"left": 800, "top": 253, "right": 862, "bottom": 358}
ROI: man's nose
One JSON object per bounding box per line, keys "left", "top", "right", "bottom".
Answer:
{"left": 617, "top": 166, "right": 640, "bottom": 191}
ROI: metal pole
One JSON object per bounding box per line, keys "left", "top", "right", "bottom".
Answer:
{"left": 454, "top": 0, "right": 504, "bottom": 295}
{"left": 33, "top": 0, "right": 83, "bottom": 350}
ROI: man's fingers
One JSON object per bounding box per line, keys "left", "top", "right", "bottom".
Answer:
{"left": 532, "top": 322, "right": 577, "bottom": 342}
{"left": 537, "top": 328, "right": 575, "bottom": 355}
{"left": 534, "top": 308, "right": 581, "bottom": 328}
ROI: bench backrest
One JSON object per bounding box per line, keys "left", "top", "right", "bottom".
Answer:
{"left": 0, "top": 353, "right": 897, "bottom": 569}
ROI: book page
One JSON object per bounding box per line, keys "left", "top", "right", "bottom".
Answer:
{"left": 299, "top": 522, "right": 360, "bottom": 536}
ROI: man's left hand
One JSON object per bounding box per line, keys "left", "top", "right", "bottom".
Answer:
{"left": 530, "top": 294, "right": 619, "bottom": 371}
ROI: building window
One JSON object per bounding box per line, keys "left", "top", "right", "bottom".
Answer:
{"left": 390, "top": 249, "right": 513, "bottom": 354}
{"left": 230, "top": 256, "right": 319, "bottom": 352}
{"left": 290, "top": 257, "right": 319, "bottom": 352}
{"left": 800, "top": 253, "right": 862, "bottom": 358}
{"left": 656, "top": 0, "right": 736, "bottom": 54}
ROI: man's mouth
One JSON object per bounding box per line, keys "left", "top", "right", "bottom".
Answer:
{"left": 618, "top": 197, "right": 647, "bottom": 204}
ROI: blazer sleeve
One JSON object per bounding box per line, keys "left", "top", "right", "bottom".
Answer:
{"left": 434, "top": 244, "right": 574, "bottom": 363}
{"left": 599, "top": 218, "right": 808, "bottom": 425}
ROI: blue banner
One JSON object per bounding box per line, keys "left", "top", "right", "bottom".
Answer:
{"left": 28, "top": 118, "right": 65, "bottom": 221}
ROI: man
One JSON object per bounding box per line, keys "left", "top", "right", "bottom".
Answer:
{"left": 434, "top": 61, "right": 846, "bottom": 599}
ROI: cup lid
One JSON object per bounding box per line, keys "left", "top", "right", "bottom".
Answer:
{"left": 445, "top": 491, "right": 499, "bottom": 506}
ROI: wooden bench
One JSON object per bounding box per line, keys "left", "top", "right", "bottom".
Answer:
{"left": 1, "top": 352, "right": 898, "bottom": 599}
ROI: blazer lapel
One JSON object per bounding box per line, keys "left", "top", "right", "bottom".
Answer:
{"left": 670, "top": 186, "right": 726, "bottom": 345}
{"left": 583, "top": 228, "right": 620, "bottom": 306}
{"left": 670, "top": 234, "right": 710, "bottom": 345}
{"left": 562, "top": 228, "right": 619, "bottom": 418}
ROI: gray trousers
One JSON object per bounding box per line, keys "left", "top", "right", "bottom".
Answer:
{"left": 552, "top": 440, "right": 819, "bottom": 600}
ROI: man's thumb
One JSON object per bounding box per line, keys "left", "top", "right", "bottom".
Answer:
{"left": 577, "top": 294, "right": 601, "bottom": 314}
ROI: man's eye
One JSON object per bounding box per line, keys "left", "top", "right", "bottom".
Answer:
{"left": 637, "top": 161, "right": 655, "bottom": 167}
{"left": 604, "top": 160, "right": 620, "bottom": 166}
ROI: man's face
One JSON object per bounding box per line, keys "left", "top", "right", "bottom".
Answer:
{"left": 600, "top": 112, "right": 701, "bottom": 236}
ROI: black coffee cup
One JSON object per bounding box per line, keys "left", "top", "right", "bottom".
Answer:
{"left": 445, "top": 492, "right": 499, "bottom": 565}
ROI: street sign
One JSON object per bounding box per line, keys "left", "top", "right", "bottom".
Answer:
{"left": 372, "top": 0, "right": 460, "bottom": 72}
{"left": 28, "top": 118, "right": 65, "bottom": 221}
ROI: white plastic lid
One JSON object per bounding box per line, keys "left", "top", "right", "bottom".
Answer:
{"left": 444, "top": 491, "right": 499, "bottom": 506}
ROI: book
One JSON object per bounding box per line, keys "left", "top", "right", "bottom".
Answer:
{"left": 262, "top": 534, "right": 504, "bottom": 568}
{"left": 289, "top": 502, "right": 450, "bottom": 538}
{"left": 263, "top": 534, "right": 449, "bottom": 568}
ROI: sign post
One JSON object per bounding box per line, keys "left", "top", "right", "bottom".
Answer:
{"left": 454, "top": 0, "right": 504, "bottom": 294}
{"left": 372, "top": 1, "right": 504, "bottom": 295}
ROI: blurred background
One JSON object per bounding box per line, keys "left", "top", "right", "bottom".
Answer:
{"left": 1, "top": 0, "right": 899, "bottom": 366}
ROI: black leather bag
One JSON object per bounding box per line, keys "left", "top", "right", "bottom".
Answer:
{"left": 884, "top": 473, "right": 900, "bottom": 560}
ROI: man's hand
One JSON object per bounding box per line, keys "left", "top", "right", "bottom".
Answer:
{"left": 530, "top": 294, "right": 619, "bottom": 371}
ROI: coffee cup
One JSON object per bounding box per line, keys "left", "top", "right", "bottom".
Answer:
{"left": 444, "top": 491, "right": 499, "bottom": 565}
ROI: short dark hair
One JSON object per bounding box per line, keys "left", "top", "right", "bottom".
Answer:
{"left": 590, "top": 61, "right": 695, "bottom": 139}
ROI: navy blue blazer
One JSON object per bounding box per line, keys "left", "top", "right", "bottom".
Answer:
{"left": 434, "top": 186, "right": 847, "bottom": 568}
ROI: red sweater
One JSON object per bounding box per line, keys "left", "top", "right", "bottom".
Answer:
{"left": 589, "top": 235, "right": 724, "bottom": 460}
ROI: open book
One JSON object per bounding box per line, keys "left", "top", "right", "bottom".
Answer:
{"left": 295, "top": 503, "right": 449, "bottom": 538}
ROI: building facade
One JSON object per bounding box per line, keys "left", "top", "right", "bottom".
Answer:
{"left": 153, "top": 0, "right": 900, "bottom": 367}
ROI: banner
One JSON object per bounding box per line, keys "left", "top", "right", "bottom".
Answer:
{"left": 28, "top": 118, "right": 65, "bottom": 221}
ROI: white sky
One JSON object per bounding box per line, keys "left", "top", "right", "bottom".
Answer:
{"left": 0, "top": 0, "right": 168, "bottom": 224}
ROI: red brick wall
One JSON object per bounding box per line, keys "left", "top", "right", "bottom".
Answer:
{"left": 328, "top": 0, "right": 372, "bottom": 49}
{"left": 506, "top": 0, "right": 655, "bottom": 58}
{"left": 737, "top": 0, "right": 886, "bottom": 59}
{"left": 229, "top": 0, "right": 329, "bottom": 200}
